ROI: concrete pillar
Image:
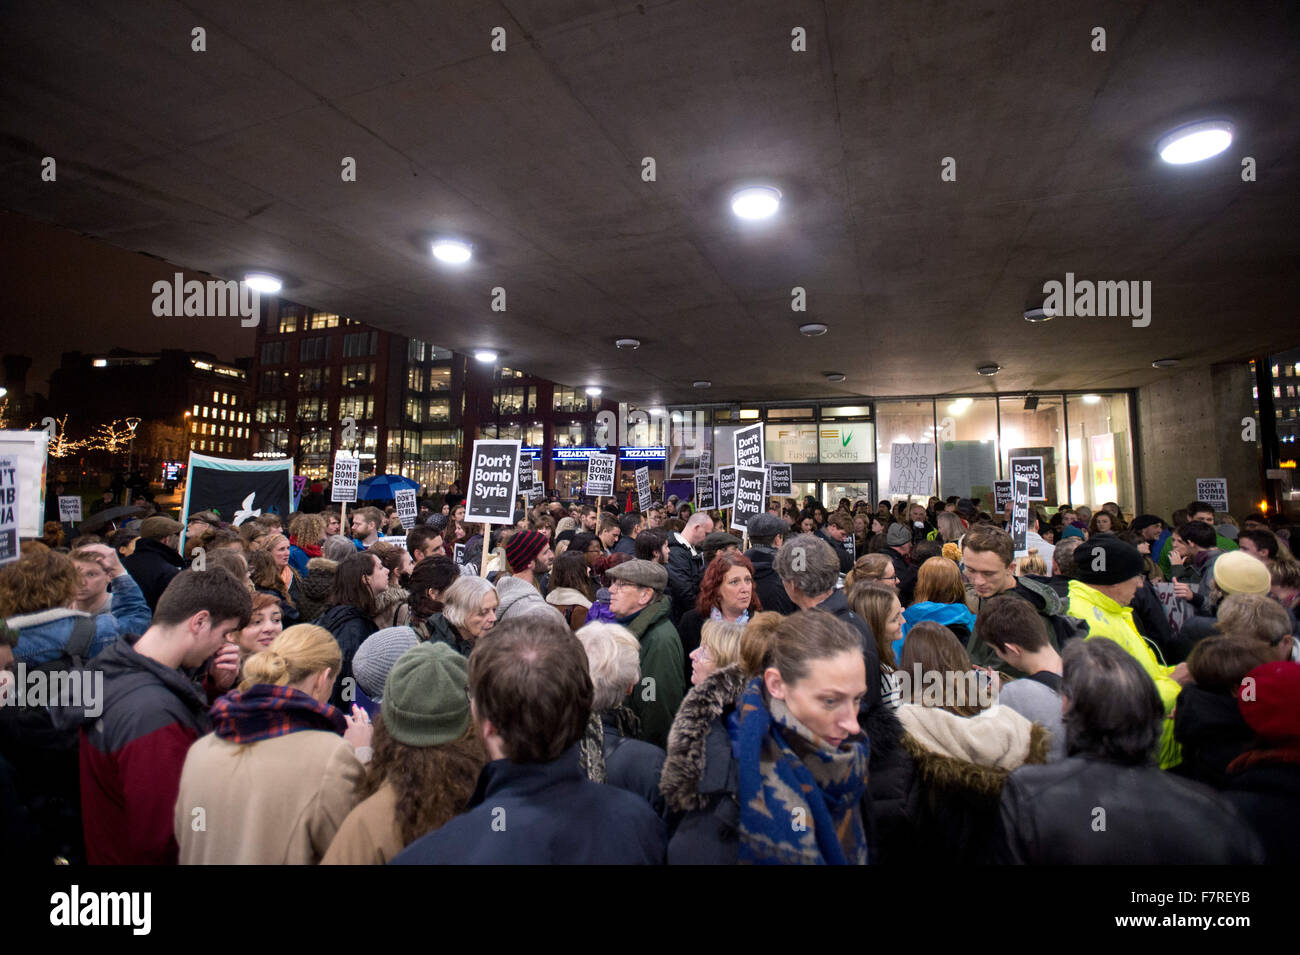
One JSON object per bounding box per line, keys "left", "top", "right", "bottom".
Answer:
{"left": 1136, "top": 361, "right": 1261, "bottom": 520}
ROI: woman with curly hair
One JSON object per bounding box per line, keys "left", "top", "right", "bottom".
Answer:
{"left": 248, "top": 542, "right": 300, "bottom": 626}
{"left": 675, "top": 551, "right": 762, "bottom": 686}
{"left": 322, "top": 641, "right": 486, "bottom": 863}
{"left": 288, "top": 513, "right": 327, "bottom": 575}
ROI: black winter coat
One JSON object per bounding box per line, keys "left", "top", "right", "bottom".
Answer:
{"left": 993, "top": 757, "right": 1264, "bottom": 864}
{"left": 121, "top": 538, "right": 186, "bottom": 611}
{"left": 745, "top": 546, "right": 796, "bottom": 615}
{"left": 665, "top": 537, "right": 704, "bottom": 623}
{"left": 816, "top": 529, "right": 854, "bottom": 574}
{"left": 1171, "top": 684, "right": 1255, "bottom": 790}
{"left": 1129, "top": 577, "right": 1191, "bottom": 663}
{"left": 601, "top": 712, "right": 666, "bottom": 818}
{"left": 886, "top": 547, "right": 917, "bottom": 605}
{"left": 313, "top": 604, "right": 378, "bottom": 709}
{"left": 1223, "top": 761, "right": 1300, "bottom": 865}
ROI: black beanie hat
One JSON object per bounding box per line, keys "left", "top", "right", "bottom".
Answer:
{"left": 1074, "top": 538, "right": 1145, "bottom": 585}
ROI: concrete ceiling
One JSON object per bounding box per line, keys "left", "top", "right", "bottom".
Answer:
{"left": 2, "top": 0, "right": 1298, "bottom": 404}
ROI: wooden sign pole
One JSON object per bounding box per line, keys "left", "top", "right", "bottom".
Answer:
{"left": 480, "top": 521, "right": 491, "bottom": 577}
{"left": 340, "top": 501, "right": 348, "bottom": 535}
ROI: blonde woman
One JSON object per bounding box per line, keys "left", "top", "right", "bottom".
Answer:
{"left": 174, "top": 624, "right": 372, "bottom": 864}
{"left": 688, "top": 619, "right": 746, "bottom": 686}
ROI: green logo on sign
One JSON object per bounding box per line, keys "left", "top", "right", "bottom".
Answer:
{"left": 842, "top": 431, "right": 853, "bottom": 447}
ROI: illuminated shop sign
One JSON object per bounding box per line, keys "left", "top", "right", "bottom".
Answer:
{"left": 553, "top": 446, "right": 667, "bottom": 463}
{"left": 620, "top": 447, "right": 667, "bottom": 460}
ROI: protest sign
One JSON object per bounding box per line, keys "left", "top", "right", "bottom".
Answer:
{"left": 0, "top": 457, "right": 17, "bottom": 565}
{"left": 465, "top": 440, "right": 520, "bottom": 525}
{"left": 731, "top": 466, "right": 767, "bottom": 533}
{"left": 58, "top": 495, "right": 83, "bottom": 523}
{"left": 695, "top": 473, "right": 715, "bottom": 510}
{"left": 0, "top": 430, "right": 48, "bottom": 540}
{"left": 699, "top": 448, "right": 712, "bottom": 474}
{"left": 1152, "top": 580, "right": 1193, "bottom": 635}
{"left": 332, "top": 453, "right": 359, "bottom": 503}
{"left": 517, "top": 457, "right": 535, "bottom": 499}
{"left": 717, "top": 466, "right": 737, "bottom": 509}
{"left": 767, "top": 462, "right": 793, "bottom": 497}
{"left": 395, "top": 488, "right": 418, "bottom": 530}
{"left": 586, "top": 453, "right": 616, "bottom": 498}
{"left": 453, "top": 542, "right": 466, "bottom": 566}
{"left": 734, "top": 423, "right": 765, "bottom": 469}
{"left": 1010, "top": 476, "right": 1030, "bottom": 556}
{"left": 1195, "top": 478, "right": 1228, "bottom": 513}
{"left": 993, "top": 481, "right": 1012, "bottom": 512}
{"left": 1008, "top": 456, "right": 1045, "bottom": 501}
{"left": 635, "top": 466, "right": 651, "bottom": 513}
{"left": 889, "top": 443, "right": 936, "bottom": 497}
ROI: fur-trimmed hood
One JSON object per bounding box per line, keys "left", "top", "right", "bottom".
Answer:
{"left": 898, "top": 703, "right": 1050, "bottom": 798}
{"left": 659, "top": 664, "right": 748, "bottom": 812}
{"left": 373, "top": 585, "right": 409, "bottom": 615}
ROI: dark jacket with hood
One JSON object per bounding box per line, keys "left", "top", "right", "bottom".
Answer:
{"left": 993, "top": 756, "right": 1264, "bottom": 864}
{"left": 390, "top": 745, "right": 665, "bottom": 865}
{"left": 121, "top": 537, "right": 187, "bottom": 611}
{"left": 1171, "top": 683, "right": 1255, "bottom": 789}
{"left": 816, "top": 529, "right": 854, "bottom": 573}
{"left": 50, "top": 634, "right": 211, "bottom": 865}
{"left": 421, "top": 611, "right": 474, "bottom": 657}
{"left": 745, "top": 544, "right": 796, "bottom": 615}
{"left": 885, "top": 546, "right": 918, "bottom": 605}
{"left": 313, "top": 604, "right": 378, "bottom": 709}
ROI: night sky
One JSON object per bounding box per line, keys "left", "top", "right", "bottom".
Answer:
{"left": 0, "top": 211, "right": 258, "bottom": 395}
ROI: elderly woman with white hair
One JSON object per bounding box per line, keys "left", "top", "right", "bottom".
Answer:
{"left": 420, "top": 575, "right": 498, "bottom": 657}
{"left": 576, "top": 622, "right": 666, "bottom": 816}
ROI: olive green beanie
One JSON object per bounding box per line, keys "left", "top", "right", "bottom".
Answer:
{"left": 381, "top": 641, "right": 471, "bottom": 746}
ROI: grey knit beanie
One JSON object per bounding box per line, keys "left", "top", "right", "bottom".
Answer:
{"left": 353, "top": 626, "right": 419, "bottom": 701}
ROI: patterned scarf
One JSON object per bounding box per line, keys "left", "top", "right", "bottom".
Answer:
{"left": 729, "top": 676, "right": 869, "bottom": 865}
{"left": 210, "top": 684, "right": 346, "bottom": 744}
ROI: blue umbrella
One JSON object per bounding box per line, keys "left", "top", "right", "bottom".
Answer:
{"left": 356, "top": 473, "right": 420, "bottom": 500}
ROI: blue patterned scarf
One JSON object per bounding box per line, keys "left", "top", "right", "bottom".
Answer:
{"left": 728, "top": 676, "right": 869, "bottom": 865}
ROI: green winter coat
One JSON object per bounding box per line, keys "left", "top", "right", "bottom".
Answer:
{"left": 621, "top": 595, "right": 686, "bottom": 750}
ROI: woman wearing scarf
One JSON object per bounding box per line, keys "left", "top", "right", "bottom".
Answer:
{"left": 173, "top": 624, "right": 373, "bottom": 864}
{"left": 661, "top": 610, "right": 870, "bottom": 865}
{"left": 249, "top": 533, "right": 302, "bottom": 625}
{"left": 288, "top": 513, "right": 326, "bottom": 575}
{"left": 675, "top": 551, "right": 762, "bottom": 687}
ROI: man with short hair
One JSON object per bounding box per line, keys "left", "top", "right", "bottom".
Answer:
{"left": 634, "top": 528, "right": 670, "bottom": 564}
{"left": 605, "top": 560, "right": 685, "bottom": 749}
{"left": 391, "top": 620, "right": 665, "bottom": 864}
{"left": 645, "top": 505, "right": 665, "bottom": 529}
{"left": 579, "top": 505, "right": 599, "bottom": 533}
{"left": 614, "top": 512, "right": 642, "bottom": 555}
{"left": 974, "top": 595, "right": 1066, "bottom": 761}
{"left": 407, "top": 524, "right": 446, "bottom": 564}
{"left": 55, "top": 568, "right": 251, "bottom": 864}
{"left": 993, "top": 637, "right": 1262, "bottom": 864}
{"left": 744, "top": 514, "right": 795, "bottom": 614}
{"left": 1067, "top": 537, "right": 1186, "bottom": 768}
{"left": 596, "top": 514, "right": 621, "bottom": 554}
{"left": 1159, "top": 501, "right": 1235, "bottom": 575}
{"left": 666, "top": 511, "right": 714, "bottom": 622}
{"left": 351, "top": 506, "right": 383, "bottom": 548}
{"left": 961, "top": 524, "right": 1077, "bottom": 678}
{"left": 121, "top": 516, "right": 188, "bottom": 612}
{"left": 1238, "top": 528, "right": 1281, "bottom": 563}
{"left": 818, "top": 512, "right": 855, "bottom": 573}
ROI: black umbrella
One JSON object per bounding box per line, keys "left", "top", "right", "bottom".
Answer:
{"left": 77, "top": 505, "right": 149, "bottom": 535}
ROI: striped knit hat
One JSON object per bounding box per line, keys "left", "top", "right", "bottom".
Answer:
{"left": 505, "top": 529, "right": 547, "bottom": 572}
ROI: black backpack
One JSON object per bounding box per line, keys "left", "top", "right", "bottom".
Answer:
{"left": 1, "top": 614, "right": 97, "bottom": 751}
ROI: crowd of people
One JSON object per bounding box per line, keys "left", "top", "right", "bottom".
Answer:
{"left": 2, "top": 486, "right": 1296, "bottom": 865}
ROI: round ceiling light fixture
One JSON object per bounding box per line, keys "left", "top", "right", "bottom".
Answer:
{"left": 976, "top": 363, "right": 1001, "bottom": 376}
{"left": 730, "top": 185, "right": 782, "bottom": 220}
{"left": 1157, "top": 120, "right": 1234, "bottom": 165}
{"left": 615, "top": 338, "right": 641, "bottom": 350}
{"left": 473, "top": 349, "right": 498, "bottom": 363}
{"left": 1024, "top": 306, "right": 1055, "bottom": 323}
{"left": 243, "top": 272, "right": 283, "bottom": 294}
{"left": 693, "top": 380, "right": 712, "bottom": 389}
{"left": 825, "top": 372, "right": 846, "bottom": 382}
{"left": 799, "top": 323, "right": 828, "bottom": 337}
{"left": 585, "top": 386, "right": 603, "bottom": 397}
{"left": 1151, "top": 358, "right": 1179, "bottom": 368}
{"left": 431, "top": 239, "right": 473, "bottom": 264}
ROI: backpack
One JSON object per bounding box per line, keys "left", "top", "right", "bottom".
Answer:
{"left": 1, "top": 615, "right": 97, "bottom": 751}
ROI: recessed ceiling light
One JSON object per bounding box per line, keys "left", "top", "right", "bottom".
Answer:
{"left": 647, "top": 407, "right": 665, "bottom": 415}
{"left": 1082, "top": 394, "right": 1101, "bottom": 404}
{"left": 431, "top": 239, "right": 473, "bottom": 264}
{"left": 693, "top": 380, "right": 712, "bottom": 389}
{"left": 730, "top": 186, "right": 781, "bottom": 220}
{"left": 615, "top": 338, "right": 641, "bottom": 350}
{"left": 947, "top": 397, "right": 973, "bottom": 415}
{"left": 800, "top": 323, "right": 828, "bottom": 337}
{"left": 825, "top": 373, "right": 846, "bottom": 382}
{"left": 243, "top": 272, "right": 282, "bottom": 294}
{"left": 585, "top": 386, "right": 603, "bottom": 397}
{"left": 1024, "top": 307, "right": 1055, "bottom": 323}
{"left": 1157, "top": 120, "right": 1234, "bottom": 165}
{"left": 473, "top": 349, "right": 498, "bottom": 363}
{"left": 1151, "top": 358, "right": 1179, "bottom": 368}
{"left": 976, "top": 364, "right": 1001, "bottom": 376}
